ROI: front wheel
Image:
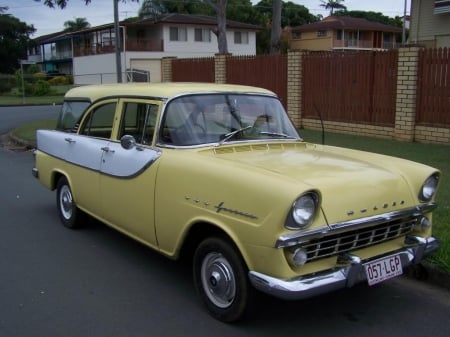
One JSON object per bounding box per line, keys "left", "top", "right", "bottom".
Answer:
{"left": 56, "top": 177, "right": 84, "bottom": 228}
{"left": 193, "top": 237, "right": 252, "bottom": 322}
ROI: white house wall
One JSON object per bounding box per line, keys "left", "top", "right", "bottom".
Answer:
{"left": 162, "top": 26, "right": 256, "bottom": 56}
{"left": 410, "top": 0, "right": 450, "bottom": 47}
{"left": 73, "top": 53, "right": 125, "bottom": 85}
{"left": 72, "top": 25, "right": 257, "bottom": 84}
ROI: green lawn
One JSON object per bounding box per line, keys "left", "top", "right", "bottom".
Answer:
{"left": 12, "top": 121, "right": 450, "bottom": 273}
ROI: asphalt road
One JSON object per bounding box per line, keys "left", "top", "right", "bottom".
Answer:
{"left": 0, "top": 106, "right": 449, "bottom": 337}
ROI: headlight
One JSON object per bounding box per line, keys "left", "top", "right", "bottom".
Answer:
{"left": 419, "top": 173, "right": 439, "bottom": 202}
{"left": 286, "top": 192, "right": 319, "bottom": 230}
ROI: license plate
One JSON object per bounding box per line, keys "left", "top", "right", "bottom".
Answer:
{"left": 364, "top": 254, "right": 403, "bottom": 286}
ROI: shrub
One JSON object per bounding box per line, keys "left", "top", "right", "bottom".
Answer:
{"left": 33, "top": 72, "right": 47, "bottom": 81}
{"left": 34, "top": 80, "right": 51, "bottom": 96}
{"left": 48, "top": 76, "right": 69, "bottom": 86}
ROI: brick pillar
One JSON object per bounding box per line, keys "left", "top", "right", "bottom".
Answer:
{"left": 394, "top": 47, "right": 420, "bottom": 141}
{"left": 161, "top": 57, "right": 176, "bottom": 82}
{"left": 214, "top": 53, "right": 229, "bottom": 84}
{"left": 287, "top": 50, "right": 303, "bottom": 128}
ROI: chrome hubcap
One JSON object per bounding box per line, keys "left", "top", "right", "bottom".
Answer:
{"left": 201, "top": 253, "right": 236, "bottom": 308}
{"left": 59, "top": 185, "right": 73, "bottom": 220}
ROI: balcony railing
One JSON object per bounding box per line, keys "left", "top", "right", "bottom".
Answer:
{"left": 126, "top": 39, "right": 163, "bottom": 52}
{"left": 73, "top": 38, "right": 164, "bottom": 57}
{"left": 333, "top": 38, "right": 399, "bottom": 50}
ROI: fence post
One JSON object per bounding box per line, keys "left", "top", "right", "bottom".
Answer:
{"left": 287, "top": 50, "right": 303, "bottom": 128}
{"left": 215, "top": 53, "right": 229, "bottom": 84}
{"left": 394, "top": 47, "right": 420, "bottom": 141}
{"left": 161, "top": 57, "right": 176, "bottom": 82}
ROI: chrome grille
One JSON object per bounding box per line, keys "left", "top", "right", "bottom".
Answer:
{"left": 303, "top": 218, "right": 416, "bottom": 262}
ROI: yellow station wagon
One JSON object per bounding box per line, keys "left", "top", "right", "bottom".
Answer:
{"left": 33, "top": 83, "right": 441, "bottom": 322}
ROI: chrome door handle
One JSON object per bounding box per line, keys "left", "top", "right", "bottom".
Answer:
{"left": 64, "top": 138, "right": 76, "bottom": 144}
{"left": 101, "top": 146, "right": 115, "bottom": 153}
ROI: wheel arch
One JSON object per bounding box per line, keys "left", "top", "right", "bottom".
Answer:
{"left": 177, "top": 221, "right": 250, "bottom": 271}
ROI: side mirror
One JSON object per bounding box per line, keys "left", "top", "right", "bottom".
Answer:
{"left": 120, "top": 135, "right": 136, "bottom": 150}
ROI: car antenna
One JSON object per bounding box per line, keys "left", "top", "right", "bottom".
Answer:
{"left": 313, "top": 103, "right": 325, "bottom": 145}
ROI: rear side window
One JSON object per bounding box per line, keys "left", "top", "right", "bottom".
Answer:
{"left": 56, "top": 100, "right": 91, "bottom": 132}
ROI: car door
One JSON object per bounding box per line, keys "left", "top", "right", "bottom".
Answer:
{"left": 67, "top": 99, "right": 118, "bottom": 217}
{"left": 99, "top": 99, "right": 162, "bottom": 248}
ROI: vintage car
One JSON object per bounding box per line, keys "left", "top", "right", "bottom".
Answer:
{"left": 33, "top": 83, "right": 440, "bottom": 322}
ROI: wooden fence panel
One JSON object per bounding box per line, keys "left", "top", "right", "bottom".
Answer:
{"left": 302, "top": 50, "right": 397, "bottom": 126}
{"left": 416, "top": 48, "right": 450, "bottom": 126}
{"left": 172, "top": 57, "right": 215, "bottom": 83}
{"left": 226, "top": 55, "right": 288, "bottom": 107}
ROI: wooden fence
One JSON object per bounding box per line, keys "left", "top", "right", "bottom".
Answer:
{"left": 167, "top": 47, "right": 449, "bottom": 144}
{"left": 226, "top": 55, "right": 288, "bottom": 107}
{"left": 416, "top": 47, "right": 450, "bottom": 126}
{"left": 302, "top": 50, "right": 398, "bottom": 126}
{"left": 172, "top": 57, "right": 215, "bottom": 83}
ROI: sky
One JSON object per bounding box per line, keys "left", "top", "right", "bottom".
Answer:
{"left": 3, "top": 0, "right": 411, "bottom": 37}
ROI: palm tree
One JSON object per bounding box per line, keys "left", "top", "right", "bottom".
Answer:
{"left": 63, "top": 17, "right": 91, "bottom": 32}
{"left": 319, "top": 0, "right": 347, "bottom": 15}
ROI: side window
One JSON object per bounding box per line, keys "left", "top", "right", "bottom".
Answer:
{"left": 119, "top": 102, "right": 158, "bottom": 145}
{"left": 79, "top": 102, "right": 116, "bottom": 139}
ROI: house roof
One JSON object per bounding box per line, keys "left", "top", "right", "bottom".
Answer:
{"left": 292, "top": 16, "right": 402, "bottom": 33}
{"left": 34, "top": 13, "right": 261, "bottom": 42}
{"left": 129, "top": 13, "right": 261, "bottom": 30}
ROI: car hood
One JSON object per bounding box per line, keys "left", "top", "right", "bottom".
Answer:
{"left": 207, "top": 142, "right": 420, "bottom": 224}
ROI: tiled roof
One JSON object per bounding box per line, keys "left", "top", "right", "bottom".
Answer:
{"left": 292, "top": 16, "right": 402, "bottom": 33}
{"left": 129, "top": 13, "right": 261, "bottom": 30}
{"left": 35, "top": 13, "right": 261, "bottom": 41}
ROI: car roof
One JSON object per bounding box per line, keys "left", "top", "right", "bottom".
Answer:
{"left": 64, "top": 82, "right": 276, "bottom": 102}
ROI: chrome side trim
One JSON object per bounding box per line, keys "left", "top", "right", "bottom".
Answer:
{"left": 276, "top": 203, "right": 437, "bottom": 248}
{"left": 250, "top": 236, "right": 439, "bottom": 301}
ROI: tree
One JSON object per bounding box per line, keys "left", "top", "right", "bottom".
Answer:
{"left": 270, "top": 0, "right": 281, "bottom": 54}
{"left": 63, "top": 17, "right": 91, "bottom": 31}
{"left": 254, "top": 0, "right": 318, "bottom": 54}
{"left": 204, "top": 0, "right": 228, "bottom": 54}
{"left": 0, "top": 10, "right": 36, "bottom": 73}
{"left": 319, "top": 0, "right": 346, "bottom": 15}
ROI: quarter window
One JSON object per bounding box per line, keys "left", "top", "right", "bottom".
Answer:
{"left": 119, "top": 102, "right": 158, "bottom": 145}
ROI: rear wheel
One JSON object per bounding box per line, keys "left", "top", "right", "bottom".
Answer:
{"left": 193, "top": 237, "right": 252, "bottom": 322}
{"left": 56, "top": 177, "right": 84, "bottom": 228}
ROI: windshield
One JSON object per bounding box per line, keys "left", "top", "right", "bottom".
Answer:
{"left": 159, "top": 94, "right": 300, "bottom": 146}
{"left": 56, "top": 100, "right": 90, "bottom": 132}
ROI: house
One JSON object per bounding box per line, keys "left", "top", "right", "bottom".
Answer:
{"left": 409, "top": 0, "right": 450, "bottom": 47}
{"left": 288, "top": 16, "right": 402, "bottom": 51}
{"left": 28, "top": 13, "right": 260, "bottom": 84}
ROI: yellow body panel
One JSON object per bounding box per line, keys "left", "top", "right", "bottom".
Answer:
{"left": 34, "top": 83, "right": 440, "bottom": 283}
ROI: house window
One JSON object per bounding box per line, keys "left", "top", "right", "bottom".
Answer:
{"left": 234, "top": 31, "right": 249, "bottom": 44}
{"left": 170, "top": 27, "right": 187, "bottom": 41}
{"left": 317, "top": 30, "right": 327, "bottom": 37}
{"left": 195, "top": 28, "right": 211, "bottom": 42}
{"left": 337, "top": 30, "right": 343, "bottom": 40}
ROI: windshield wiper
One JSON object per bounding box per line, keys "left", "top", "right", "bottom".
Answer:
{"left": 258, "top": 131, "right": 297, "bottom": 139}
{"left": 218, "top": 126, "right": 252, "bottom": 145}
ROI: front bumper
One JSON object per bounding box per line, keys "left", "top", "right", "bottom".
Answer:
{"left": 249, "top": 235, "right": 439, "bottom": 300}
